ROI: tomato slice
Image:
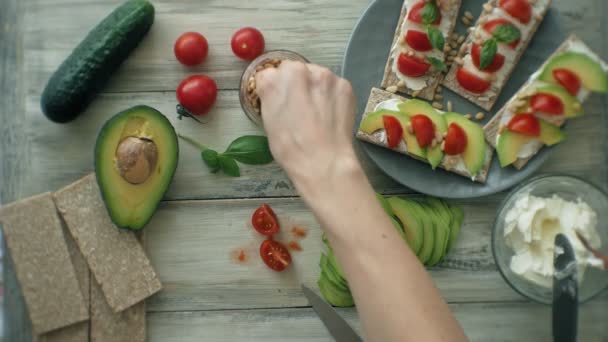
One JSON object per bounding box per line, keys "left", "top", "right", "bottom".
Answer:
{"left": 483, "top": 19, "right": 520, "bottom": 48}
{"left": 506, "top": 113, "right": 540, "bottom": 136}
{"left": 410, "top": 114, "right": 435, "bottom": 147}
{"left": 397, "top": 53, "right": 431, "bottom": 77}
{"left": 408, "top": 1, "right": 442, "bottom": 25}
{"left": 498, "top": 0, "right": 532, "bottom": 24}
{"left": 530, "top": 93, "right": 564, "bottom": 115}
{"left": 405, "top": 30, "right": 433, "bottom": 52}
{"left": 251, "top": 204, "right": 280, "bottom": 236}
{"left": 260, "top": 240, "right": 292, "bottom": 272}
{"left": 444, "top": 123, "right": 468, "bottom": 155}
{"left": 552, "top": 68, "right": 581, "bottom": 96}
{"left": 456, "top": 68, "right": 491, "bottom": 94}
{"left": 383, "top": 115, "right": 404, "bottom": 148}
{"left": 471, "top": 43, "right": 505, "bottom": 72}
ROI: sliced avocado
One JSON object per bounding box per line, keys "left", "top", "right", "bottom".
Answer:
{"left": 376, "top": 193, "right": 393, "bottom": 216}
{"left": 446, "top": 204, "right": 464, "bottom": 253}
{"left": 496, "top": 119, "right": 565, "bottom": 167}
{"left": 95, "top": 105, "right": 178, "bottom": 230}
{"left": 318, "top": 274, "right": 354, "bottom": 307}
{"left": 410, "top": 201, "right": 434, "bottom": 265}
{"left": 391, "top": 216, "right": 408, "bottom": 242}
{"left": 530, "top": 83, "right": 584, "bottom": 118}
{"left": 387, "top": 197, "right": 424, "bottom": 255}
{"left": 539, "top": 51, "right": 608, "bottom": 93}
{"left": 443, "top": 113, "right": 486, "bottom": 175}
{"left": 320, "top": 254, "right": 349, "bottom": 292}
{"left": 359, "top": 109, "right": 426, "bottom": 159}
{"left": 421, "top": 200, "right": 451, "bottom": 266}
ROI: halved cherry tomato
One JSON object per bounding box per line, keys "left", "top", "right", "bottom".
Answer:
{"left": 174, "top": 32, "right": 209, "bottom": 66}
{"left": 410, "top": 114, "right": 435, "bottom": 147}
{"left": 456, "top": 68, "right": 491, "bottom": 94}
{"left": 530, "top": 93, "right": 564, "bottom": 115}
{"left": 176, "top": 75, "right": 218, "bottom": 116}
{"left": 251, "top": 204, "right": 280, "bottom": 236}
{"left": 260, "top": 240, "right": 292, "bottom": 272}
{"left": 499, "top": 0, "right": 532, "bottom": 24}
{"left": 405, "top": 30, "right": 433, "bottom": 52}
{"left": 408, "top": 1, "right": 442, "bottom": 25}
{"left": 471, "top": 43, "right": 505, "bottom": 72}
{"left": 552, "top": 68, "right": 581, "bottom": 96}
{"left": 398, "top": 53, "right": 431, "bottom": 77}
{"left": 444, "top": 123, "right": 467, "bottom": 155}
{"left": 383, "top": 115, "right": 404, "bottom": 148}
{"left": 231, "top": 27, "right": 265, "bottom": 61}
{"left": 506, "top": 113, "right": 540, "bottom": 136}
{"left": 483, "top": 19, "right": 520, "bottom": 48}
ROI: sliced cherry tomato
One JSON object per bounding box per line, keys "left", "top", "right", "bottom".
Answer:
{"left": 174, "top": 32, "right": 209, "bottom": 66}
{"left": 260, "top": 240, "right": 292, "bottom": 272}
{"left": 410, "top": 114, "right": 435, "bottom": 147}
{"left": 552, "top": 68, "right": 581, "bottom": 96}
{"left": 506, "top": 113, "right": 541, "bottom": 136}
{"left": 383, "top": 115, "right": 404, "bottom": 148}
{"left": 231, "top": 27, "right": 265, "bottom": 61}
{"left": 498, "top": 0, "right": 532, "bottom": 24}
{"left": 471, "top": 43, "right": 505, "bottom": 72}
{"left": 405, "top": 30, "right": 433, "bottom": 52}
{"left": 530, "top": 93, "right": 564, "bottom": 115}
{"left": 483, "top": 19, "right": 520, "bottom": 48}
{"left": 408, "top": 1, "right": 442, "bottom": 25}
{"left": 251, "top": 204, "right": 280, "bottom": 236}
{"left": 176, "top": 75, "right": 218, "bottom": 116}
{"left": 397, "top": 53, "right": 431, "bottom": 77}
{"left": 456, "top": 68, "right": 492, "bottom": 94}
{"left": 444, "top": 123, "right": 468, "bottom": 155}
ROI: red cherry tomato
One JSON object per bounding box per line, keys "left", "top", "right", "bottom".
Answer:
{"left": 483, "top": 19, "right": 520, "bottom": 48}
{"left": 506, "top": 113, "right": 541, "bottom": 136}
{"left": 471, "top": 43, "right": 505, "bottom": 72}
{"left": 408, "top": 1, "right": 442, "bottom": 24}
{"left": 410, "top": 115, "right": 435, "bottom": 147}
{"left": 260, "top": 240, "right": 292, "bottom": 272}
{"left": 444, "top": 123, "right": 468, "bottom": 155}
{"left": 498, "top": 0, "right": 532, "bottom": 24}
{"left": 383, "top": 115, "right": 404, "bottom": 148}
{"left": 251, "top": 204, "right": 280, "bottom": 236}
{"left": 176, "top": 75, "right": 218, "bottom": 116}
{"left": 405, "top": 30, "right": 433, "bottom": 52}
{"left": 231, "top": 27, "right": 265, "bottom": 61}
{"left": 456, "top": 68, "right": 492, "bottom": 94}
{"left": 552, "top": 68, "right": 581, "bottom": 96}
{"left": 530, "top": 93, "right": 564, "bottom": 115}
{"left": 397, "top": 53, "right": 431, "bottom": 77}
{"left": 174, "top": 32, "right": 209, "bottom": 66}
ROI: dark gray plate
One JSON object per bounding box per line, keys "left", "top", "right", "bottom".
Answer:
{"left": 343, "top": 0, "right": 565, "bottom": 198}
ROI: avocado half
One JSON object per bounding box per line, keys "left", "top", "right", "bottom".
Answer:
{"left": 95, "top": 105, "right": 179, "bottom": 230}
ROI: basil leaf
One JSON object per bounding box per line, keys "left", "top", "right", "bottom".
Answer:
{"left": 480, "top": 39, "right": 497, "bottom": 70}
{"left": 201, "top": 149, "right": 220, "bottom": 172}
{"left": 492, "top": 24, "right": 520, "bottom": 44}
{"left": 421, "top": 1, "right": 439, "bottom": 25}
{"left": 218, "top": 155, "right": 241, "bottom": 177}
{"left": 427, "top": 26, "right": 445, "bottom": 51}
{"left": 427, "top": 56, "right": 447, "bottom": 72}
{"left": 222, "top": 135, "right": 273, "bottom": 165}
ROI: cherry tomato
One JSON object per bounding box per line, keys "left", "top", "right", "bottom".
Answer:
{"left": 251, "top": 204, "right": 280, "bottom": 236}
{"left": 408, "top": 1, "right": 442, "bottom": 25}
{"left": 552, "top": 68, "right": 581, "bottom": 96}
{"left": 471, "top": 43, "right": 505, "bottom": 72}
{"left": 397, "top": 53, "right": 431, "bottom": 77}
{"left": 260, "top": 240, "right": 292, "bottom": 272}
{"left": 410, "top": 114, "right": 435, "bottom": 147}
{"left": 456, "top": 68, "right": 492, "bottom": 94}
{"left": 174, "top": 32, "right": 209, "bottom": 66}
{"left": 383, "top": 115, "right": 404, "bottom": 148}
{"left": 443, "top": 123, "right": 467, "bottom": 155}
{"left": 231, "top": 27, "right": 265, "bottom": 61}
{"left": 506, "top": 113, "right": 540, "bottom": 136}
{"left": 176, "top": 75, "right": 218, "bottom": 116}
{"left": 483, "top": 19, "right": 520, "bottom": 48}
{"left": 499, "top": 0, "right": 532, "bottom": 24}
{"left": 530, "top": 93, "right": 564, "bottom": 115}
{"left": 405, "top": 30, "right": 433, "bottom": 52}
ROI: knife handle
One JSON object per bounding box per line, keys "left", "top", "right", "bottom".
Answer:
{"left": 552, "top": 277, "right": 578, "bottom": 342}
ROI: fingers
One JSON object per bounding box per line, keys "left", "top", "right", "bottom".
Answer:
{"left": 255, "top": 67, "right": 279, "bottom": 99}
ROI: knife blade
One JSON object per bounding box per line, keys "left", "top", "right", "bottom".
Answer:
{"left": 553, "top": 233, "right": 578, "bottom": 342}
{"left": 301, "top": 285, "right": 363, "bottom": 342}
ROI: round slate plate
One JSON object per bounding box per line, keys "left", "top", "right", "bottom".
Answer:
{"left": 343, "top": 0, "right": 565, "bottom": 198}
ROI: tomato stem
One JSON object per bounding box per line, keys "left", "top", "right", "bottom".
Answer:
{"left": 176, "top": 104, "right": 203, "bottom": 123}
{"left": 176, "top": 133, "right": 209, "bottom": 151}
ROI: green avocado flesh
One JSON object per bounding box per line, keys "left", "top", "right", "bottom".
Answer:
{"left": 95, "top": 105, "right": 178, "bottom": 230}
{"left": 359, "top": 109, "right": 426, "bottom": 159}
{"left": 388, "top": 197, "right": 425, "bottom": 255}
{"left": 530, "top": 83, "right": 583, "bottom": 118}
{"left": 496, "top": 119, "right": 565, "bottom": 167}
{"left": 443, "top": 113, "right": 487, "bottom": 175}
{"left": 539, "top": 51, "right": 608, "bottom": 93}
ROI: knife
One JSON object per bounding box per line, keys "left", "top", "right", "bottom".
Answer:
{"left": 553, "top": 234, "right": 578, "bottom": 342}
{"left": 302, "top": 285, "right": 363, "bottom": 342}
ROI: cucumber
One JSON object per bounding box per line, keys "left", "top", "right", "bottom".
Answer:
{"left": 41, "top": 0, "right": 154, "bottom": 123}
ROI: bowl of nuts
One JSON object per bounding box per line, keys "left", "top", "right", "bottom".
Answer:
{"left": 239, "top": 50, "right": 309, "bottom": 126}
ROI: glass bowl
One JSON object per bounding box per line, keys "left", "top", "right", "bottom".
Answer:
{"left": 492, "top": 174, "right": 608, "bottom": 304}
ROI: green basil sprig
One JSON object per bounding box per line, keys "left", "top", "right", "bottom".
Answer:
{"left": 421, "top": 1, "right": 444, "bottom": 51}
{"left": 427, "top": 56, "right": 447, "bottom": 72}
{"left": 479, "top": 24, "right": 520, "bottom": 70}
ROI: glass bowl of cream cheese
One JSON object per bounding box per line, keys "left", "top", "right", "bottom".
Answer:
{"left": 492, "top": 174, "right": 608, "bottom": 304}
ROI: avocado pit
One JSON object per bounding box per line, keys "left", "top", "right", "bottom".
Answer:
{"left": 115, "top": 136, "right": 158, "bottom": 185}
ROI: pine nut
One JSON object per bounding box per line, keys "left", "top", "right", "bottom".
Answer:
{"left": 462, "top": 17, "right": 472, "bottom": 26}
{"left": 464, "top": 114, "right": 472, "bottom": 119}
{"left": 447, "top": 100, "right": 453, "bottom": 112}
{"left": 435, "top": 94, "right": 444, "bottom": 101}
{"left": 432, "top": 101, "right": 443, "bottom": 109}
{"left": 412, "top": 90, "right": 421, "bottom": 98}
{"left": 483, "top": 3, "right": 493, "bottom": 12}
{"left": 464, "top": 11, "right": 474, "bottom": 20}
{"left": 387, "top": 85, "right": 398, "bottom": 93}
{"left": 475, "top": 112, "right": 485, "bottom": 120}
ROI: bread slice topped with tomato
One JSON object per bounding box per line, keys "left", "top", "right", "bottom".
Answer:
{"left": 380, "top": 0, "right": 462, "bottom": 100}
{"left": 484, "top": 35, "right": 608, "bottom": 169}
{"left": 443, "top": 0, "right": 551, "bottom": 110}
{"left": 357, "top": 88, "right": 493, "bottom": 183}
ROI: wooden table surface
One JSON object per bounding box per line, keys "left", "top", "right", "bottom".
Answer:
{"left": 2, "top": 0, "right": 608, "bottom": 341}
